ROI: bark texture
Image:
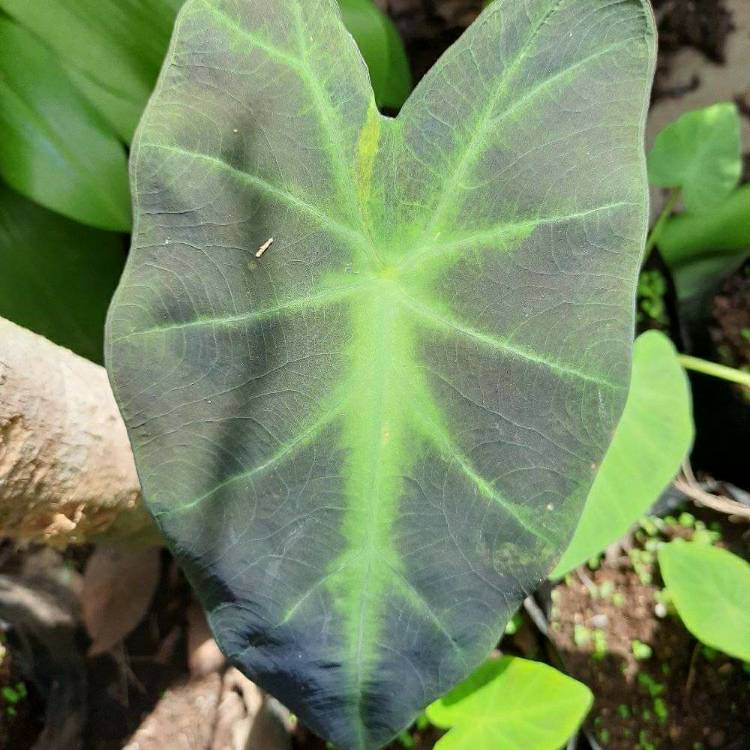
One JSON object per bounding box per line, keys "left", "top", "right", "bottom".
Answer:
{"left": 0, "top": 317, "right": 152, "bottom": 545}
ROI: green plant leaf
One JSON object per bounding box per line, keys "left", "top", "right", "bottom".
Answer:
{"left": 0, "top": 0, "right": 183, "bottom": 142}
{"left": 552, "top": 331, "right": 693, "bottom": 577}
{"left": 658, "top": 541, "right": 750, "bottom": 662}
{"left": 658, "top": 182, "right": 750, "bottom": 302}
{"left": 0, "top": 182, "right": 125, "bottom": 362}
{"left": 0, "top": 0, "right": 409, "bottom": 141}
{"left": 0, "top": 19, "right": 131, "bottom": 230}
{"left": 339, "top": 0, "right": 411, "bottom": 110}
{"left": 106, "top": 1, "right": 655, "bottom": 746}
{"left": 426, "top": 657, "right": 593, "bottom": 750}
{"left": 647, "top": 103, "right": 742, "bottom": 214}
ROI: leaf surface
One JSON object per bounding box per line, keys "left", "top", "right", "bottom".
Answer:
{"left": 553, "top": 331, "right": 694, "bottom": 577}
{"left": 426, "top": 657, "right": 592, "bottom": 750}
{"left": 106, "top": 1, "right": 655, "bottom": 746}
{"left": 647, "top": 103, "right": 742, "bottom": 214}
{"left": 0, "top": 0, "right": 183, "bottom": 142}
{"left": 0, "top": 182, "right": 125, "bottom": 362}
{"left": 0, "top": 19, "right": 131, "bottom": 230}
{"left": 658, "top": 542, "right": 750, "bottom": 662}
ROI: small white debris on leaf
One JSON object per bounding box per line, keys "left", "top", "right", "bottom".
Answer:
{"left": 255, "top": 237, "right": 274, "bottom": 258}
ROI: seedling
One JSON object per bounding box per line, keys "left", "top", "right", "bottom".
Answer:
{"left": 632, "top": 641, "right": 653, "bottom": 661}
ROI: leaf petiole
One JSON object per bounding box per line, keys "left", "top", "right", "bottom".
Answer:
{"left": 678, "top": 354, "right": 750, "bottom": 388}
{"left": 644, "top": 187, "right": 681, "bottom": 259}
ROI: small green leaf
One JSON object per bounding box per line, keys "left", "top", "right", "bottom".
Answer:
{"left": 0, "top": 19, "right": 131, "bottom": 230}
{"left": 647, "top": 103, "right": 742, "bottom": 213}
{"left": 0, "top": 182, "right": 125, "bottom": 362}
{"left": 426, "top": 657, "right": 593, "bottom": 750}
{"left": 658, "top": 541, "right": 750, "bottom": 662}
{"left": 339, "top": 0, "right": 411, "bottom": 109}
{"left": 552, "top": 331, "right": 694, "bottom": 577}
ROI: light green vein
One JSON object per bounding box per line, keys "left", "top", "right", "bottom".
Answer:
{"left": 279, "top": 555, "right": 361, "bottom": 626}
{"left": 401, "top": 201, "right": 637, "bottom": 274}
{"left": 113, "top": 281, "right": 368, "bottom": 342}
{"left": 412, "top": 410, "right": 561, "bottom": 548}
{"left": 197, "top": 0, "right": 368, "bottom": 237}
{"left": 423, "top": 8, "right": 638, "bottom": 238}
{"left": 154, "top": 400, "right": 345, "bottom": 518}
{"left": 393, "top": 288, "right": 622, "bottom": 390}
{"left": 139, "top": 143, "right": 369, "bottom": 251}
{"left": 420, "top": 0, "right": 567, "bottom": 238}
{"left": 383, "top": 561, "right": 468, "bottom": 666}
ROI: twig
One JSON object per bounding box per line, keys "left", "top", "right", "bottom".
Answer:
{"left": 684, "top": 641, "right": 701, "bottom": 699}
{"left": 523, "top": 596, "right": 549, "bottom": 637}
{"left": 576, "top": 568, "right": 599, "bottom": 597}
{"left": 674, "top": 463, "right": 750, "bottom": 521}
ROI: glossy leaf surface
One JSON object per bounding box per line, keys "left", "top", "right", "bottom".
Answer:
{"left": 553, "top": 331, "right": 693, "bottom": 577}
{"left": 0, "top": 19, "right": 131, "bottom": 230}
{"left": 647, "top": 103, "right": 742, "bottom": 214}
{"left": 0, "top": 0, "right": 183, "bottom": 142}
{"left": 659, "top": 542, "right": 750, "bottom": 662}
{"left": 107, "top": 1, "right": 655, "bottom": 746}
{"left": 426, "top": 657, "right": 592, "bottom": 750}
{"left": 0, "top": 182, "right": 125, "bottom": 362}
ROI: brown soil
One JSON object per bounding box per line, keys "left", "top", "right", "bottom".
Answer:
{"left": 85, "top": 554, "right": 193, "bottom": 750}
{"left": 711, "top": 265, "right": 750, "bottom": 371}
{"left": 652, "top": 0, "right": 733, "bottom": 62}
{"left": 0, "top": 635, "right": 43, "bottom": 750}
{"left": 549, "top": 515, "right": 750, "bottom": 750}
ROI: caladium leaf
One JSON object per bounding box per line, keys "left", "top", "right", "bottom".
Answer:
{"left": 106, "top": 1, "right": 656, "bottom": 747}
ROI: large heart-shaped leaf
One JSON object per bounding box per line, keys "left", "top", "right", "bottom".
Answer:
{"left": 106, "top": 1, "right": 655, "bottom": 747}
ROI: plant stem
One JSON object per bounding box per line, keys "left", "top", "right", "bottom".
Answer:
{"left": 679, "top": 354, "right": 750, "bottom": 388}
{"left": 644, "top": 188, "right": 681, "bottom": 259}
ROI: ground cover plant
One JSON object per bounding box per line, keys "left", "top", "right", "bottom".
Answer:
{"left": 0, "top": 1, "right": 749, "bottom": 749}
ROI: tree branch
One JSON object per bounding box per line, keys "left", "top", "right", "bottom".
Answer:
{"left": 0, "top": 318, "right": 155, "bottom": 546}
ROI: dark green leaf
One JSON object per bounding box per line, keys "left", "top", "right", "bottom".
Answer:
{"left": 426, "top": 657, "right": 592, "bottom": 750}
{"left": 106, "top": 1, "right": 655, "bottom": 746}
{"left": 647, "top": 103, "right": 742, "bottom": 214}
{"left": 0, "top": 0, "right": 409, "bottom": 140}
{"left": 0, "top": 19, "right": 131, "bottom": 230}
{"left": 659, "top": 183, "right": 750, "bottom": 302}
{"left": 552, "top": 331, "right": 693, "bottom": 577}
{"left": 0, "top": 0, "right": 183, "bottom": 142}
{"left": 659, "top": 541, "right": 750, "bottom": 662}
{"left": 339, "top": 0, "right": 411, "bottom": 109}
{"left": 0, "top": 182, "right": 125, "bottom": 362}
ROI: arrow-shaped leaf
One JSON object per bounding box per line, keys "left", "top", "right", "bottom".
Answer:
{"left": 106, "top": 1, "right": 656, "bottom": 747}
